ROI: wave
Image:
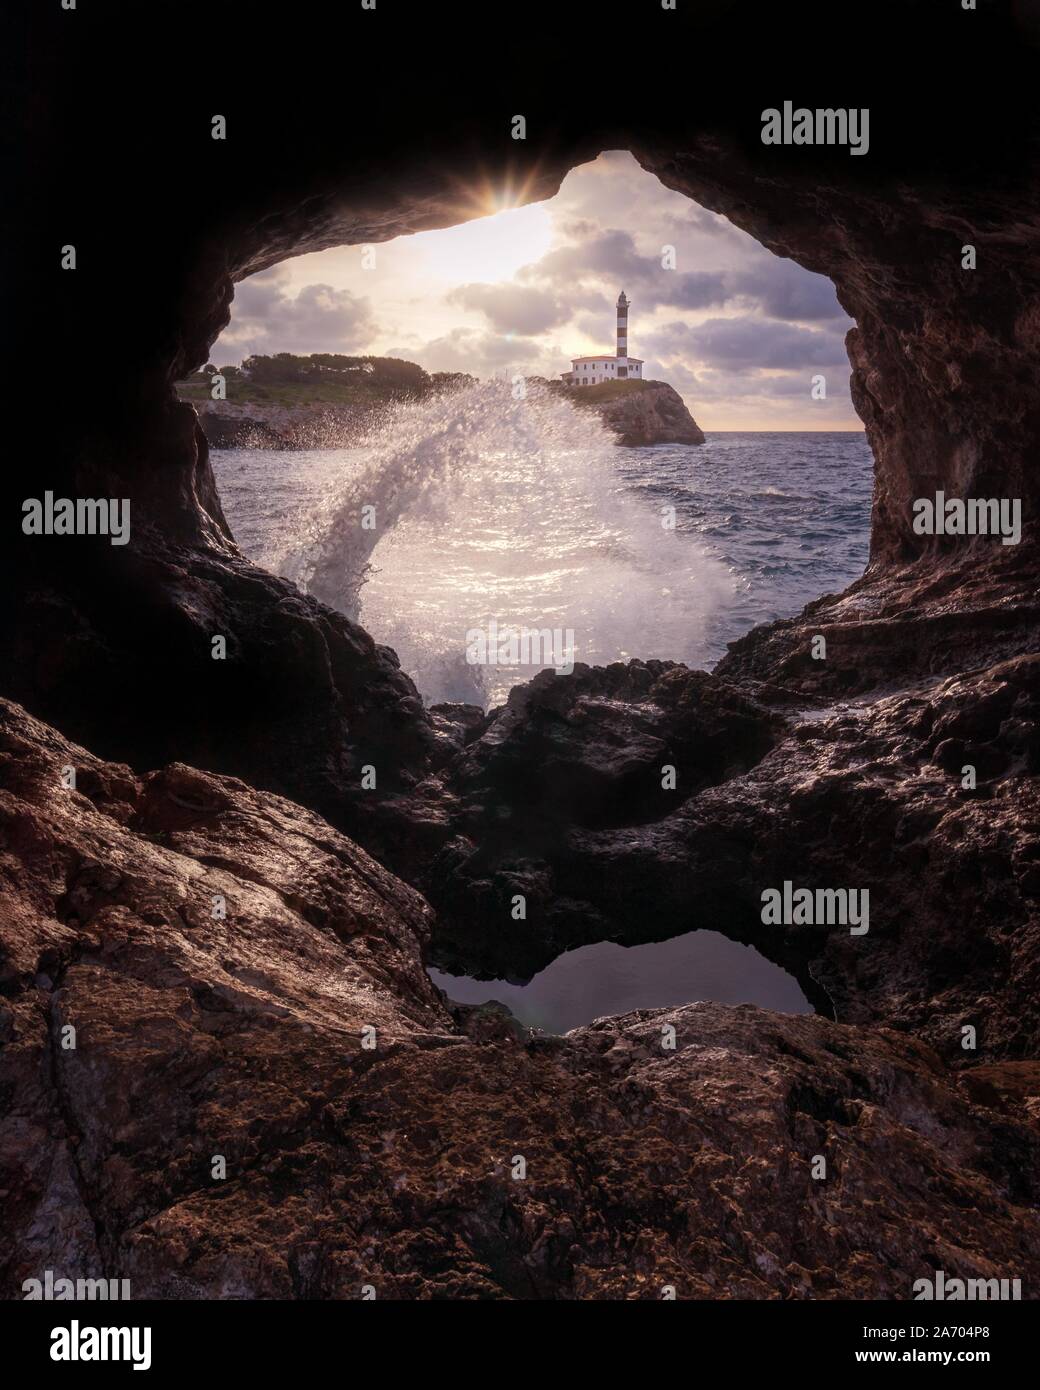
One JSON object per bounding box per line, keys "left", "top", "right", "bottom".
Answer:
{"left": 283, "top": 380, "right": 732, "bottom": 706}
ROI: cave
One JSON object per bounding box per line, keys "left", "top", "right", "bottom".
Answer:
{"left": 5, "top": 1, "right": 1040, "bottom": 1304}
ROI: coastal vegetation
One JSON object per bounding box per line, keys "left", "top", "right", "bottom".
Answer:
{"left": 177, "top": 353, "right": 476, "bottom": 409}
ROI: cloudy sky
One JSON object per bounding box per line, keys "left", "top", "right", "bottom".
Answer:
{"left": 211, "top": 151, "right": 861, "bottom": 431}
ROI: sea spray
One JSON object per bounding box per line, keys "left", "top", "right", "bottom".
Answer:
{"left": 288, "top": 379, "right": 618, "bottom": 616}
{"left": 213, "top": 430, "right": 874, "bottom": 707}
{"left": 279, "top": 379, "right": 731, "bottom": 706}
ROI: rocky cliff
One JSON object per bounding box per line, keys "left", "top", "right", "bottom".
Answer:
{"left": 563, "top": 380, "right": 705, "bottom": 446}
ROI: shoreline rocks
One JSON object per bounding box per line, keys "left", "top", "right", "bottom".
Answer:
{"left": 561, "top": 379, "right": 705, "bottom": 446}
{"left": 189, "top": 379, "right": 705, "bottom": 450}
{"left": 190, "top": 400, "right": 382, "bottom": 449}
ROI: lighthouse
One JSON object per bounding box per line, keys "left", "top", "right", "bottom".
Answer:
{"left": 616, "top": 289, "right": 629, "bottom": 359}
{"left": 561, "top": 290, "right": 644, "bottom": 387}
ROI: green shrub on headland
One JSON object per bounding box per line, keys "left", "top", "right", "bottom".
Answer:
{"left": 553, "top": 378, "right": 652, "bottom": 405}
{"left": 177, "top": 354, "right": 476, "bottom": 407}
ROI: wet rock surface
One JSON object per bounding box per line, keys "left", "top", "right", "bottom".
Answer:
{"left": 715, "top": 549, "right": 1040, "bottom": 698}
{"left": 424, "top": 661, "right": 787, "bottom": 978}
{"left": 4, "top": 698, "right": 1040, "bottom": 1300}
{"left": 422, "top": 650, "right": 1040, "bottom": 1064}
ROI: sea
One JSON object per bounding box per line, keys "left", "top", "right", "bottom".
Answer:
{"left": 212, "top": 382, "right": 873, "bottom": 1029}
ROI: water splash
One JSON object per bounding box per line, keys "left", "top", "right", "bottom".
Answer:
{"left": 284, "top": 380, "right": 732, "bottom": 707}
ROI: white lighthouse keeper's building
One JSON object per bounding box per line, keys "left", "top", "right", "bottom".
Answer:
{"left": 560, "top": 290, "right": 644, "bottom": 387}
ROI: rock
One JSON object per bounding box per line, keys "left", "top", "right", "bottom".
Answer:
{"left": 196, "top": 383, "right": 704, "bottom": 450}
{"left": 424, "top": 652, "right": 1040, "bottom": 1062}
{"left": 449, "top": 999, "right": 529, "bottom": 1044}
{"left": 424, "top": 659, "right": 787, "bottom": 980}
{"left": 3, "top": 696, "right": 1040, "bottom": 1299}
{"left": 193, "top": 401, "right": 381, "bottom": 450}
{"left": 562, "top": 380, "right": 705, "bottom": 447}
{"left": 194, "top": 406, "right": 285, "bottom": 449}
{"left": 714, "top": 548, "right": 1040, "bottom": 698}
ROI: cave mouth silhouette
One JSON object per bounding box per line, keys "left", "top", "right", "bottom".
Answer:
{"left": 10, "top": 10, "right": 1040, "bottom": 1308}
{"left": 15, "top": 6, "right": 1040, "bottom": 1020}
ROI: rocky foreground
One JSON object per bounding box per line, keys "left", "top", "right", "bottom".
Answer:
{"left": 425, "top": 637, "right": 1040, "bottom": 1060}
{"left": 3, "top": 695, "right": 1040, "bottom": 1299}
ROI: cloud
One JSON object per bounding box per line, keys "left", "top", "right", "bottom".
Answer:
{"left": 519, "top": 227, "right": 732, "bottom": 315}
{"left": 417, "top": 326, "right": 546, "bottom": 377}
{"left": 681, "top": 366, "right": 852, "bottom": 403}
{"left": 639, "top": 357, "right": 702, "bottom": 394}
{"left": 553, "top": 151, "right": 746, "bottom": 253}
{"left": 218, "top": 270, "right": 375, "bottom": 356}
{"left": 646, "top": 316, "right": 849, "bottom": 372}
{"left": 446, "top": 283, "right": 570, "bottom": 336}
{"left": 522, "top": 226, "right": 848, "bottom": 325}
{"left": 730, "top": 258, "right": 845, "bottom": 321}
{"left": 520, "top": 228, "right": 647, "bottom": 287}
{"left": 659, "top": 271, "right": 734, "bottom": 310}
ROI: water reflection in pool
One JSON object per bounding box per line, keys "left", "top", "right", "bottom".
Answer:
{"left": 428, "top": 929, "right": 813, "bottom": 1035}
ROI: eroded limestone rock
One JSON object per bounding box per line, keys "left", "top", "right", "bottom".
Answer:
{"left": 3, "top": 698, "right": 1039, "bottom": 1300}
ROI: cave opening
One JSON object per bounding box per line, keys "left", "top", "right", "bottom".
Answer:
{"left": 14, "top": 9, "right": 1040, "bottom": 1303}
{"left": 428, "top": 930, "right": 816, "bottom": 1033}
{"left": 194, "top": 153, "right": 873, "bottom": 712}
{"left": 181, "top": 153, "right": 876, "bottom": 1023}
{"left": 19, "top": 49, "right": 1034, "bottom": 1043}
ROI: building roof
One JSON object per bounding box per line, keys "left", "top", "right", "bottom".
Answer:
{"left": 569, "top": 356, "right": 644, "bottom": 365}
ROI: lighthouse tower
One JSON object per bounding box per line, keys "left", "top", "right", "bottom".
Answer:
{"left": 616, "top": 290, "right": 629, "bottom": 359}
{"left": 560, "top": 290, "right": 644, "bottom": 387}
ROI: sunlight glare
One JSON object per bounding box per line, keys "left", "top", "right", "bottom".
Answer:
{"left": 411, "top": 200, "right": 554, "bottom": 285}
